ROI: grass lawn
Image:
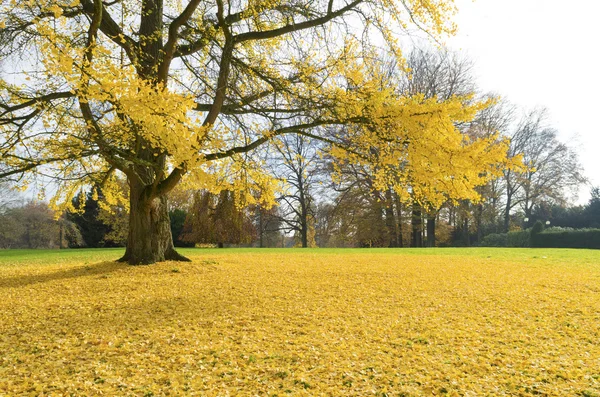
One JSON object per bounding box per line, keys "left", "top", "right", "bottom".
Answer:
{"left": 1, "top": 248, "right": 599, "bottom": 395}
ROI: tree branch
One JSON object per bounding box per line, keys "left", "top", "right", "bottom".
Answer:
{"left": 79, "top": 0, "right": 139, "bottom": 66}
{"left": 0, "top": 92, "right": 74, "bottom": 118}
{"left": 158, "top": 0, "right": 203, "bottom": 82}
{"left": 234, "top": 0, "right": 364, "bottom": 43}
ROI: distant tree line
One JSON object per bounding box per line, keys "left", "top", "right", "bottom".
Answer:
{"left": 0, "top": 200, "right": 82, "bottom": 249}
{"left": 1, "top": 182, "right": 597, "bottom": 250}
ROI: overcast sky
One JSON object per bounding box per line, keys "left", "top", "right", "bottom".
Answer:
{"left": 446, "top": 0, "right": 599, "bottom": 203}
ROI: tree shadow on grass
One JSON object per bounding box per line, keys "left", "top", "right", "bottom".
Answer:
{"left": 0, "top": 261, "right": 129, "bottom": 289}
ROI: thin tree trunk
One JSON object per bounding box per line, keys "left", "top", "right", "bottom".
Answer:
{"left": 463, "top": 217, "right": 470, "bottom": 247}
{"left": 259, "top": 209, "right": 264, "bottom": 248}
{"left": 395, "top": 194, "right": 403, "bottom": 248}
{"left": 411, "top": 202, "right": 422, "bottom": 247}
{"left": 476, "top": 203, "right": 483, "bottom": 244}
{"left": 504, "top": 180, "right": 513, "bottom": 233}
{"left": 426, "top": 212, "right": 436, "bottom": 247}
{"left": 504, "top": 199, "right": 511, "bottom": 233}
{"left": 385, "top": 190, "right": 397, "bottom": 247}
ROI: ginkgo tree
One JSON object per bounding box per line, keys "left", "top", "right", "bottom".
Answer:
{"left": 1, "top": 0, "right": 514, "bottom": 264}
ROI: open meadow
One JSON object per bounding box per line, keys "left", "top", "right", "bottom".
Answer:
{"left": 1, "top": 248, "right": 600, "bottom": 396}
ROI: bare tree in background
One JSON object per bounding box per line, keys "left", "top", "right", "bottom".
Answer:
{"left": 467, "top": 97, "right": 516, "bottom": 240}
{"left": 0, "top": 180, "right": 21, "bottom": 214}
{"left": 502, "top": 108, "right": 585, "bottom": 231}
{"left": 270, "top": 135, "right": 322, "bottom": 248}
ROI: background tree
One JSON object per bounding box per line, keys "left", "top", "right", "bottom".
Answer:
{"left": 213, "top": 190, "right": 256, "bottom": 247}
{"left": 585, "top": 187, "right": 600, "bottom": 228}
{"left": 327, "top": 161, "right": 397, "bottom": 247}
{"left": 0, "top": 207, "right": 25, "bottom": 248}
{"left": 526, "top": 187, "right": 600, "bottom": 230}
{"left": 169, "top": 209, "right": 194, "bottom": 247}
{"left": 326, "top": 48, "right": 494, "bottom": 248}
{"left": 465, "top": 97, "right": 516, "bottom": 241}
{"left": 67, "top": 191, "right": 108, "bottom": 247}
{"left": 502, "top": 108, "right": 584, "bottom": 231}
{"left": 0, "top": 201, "right": 82, "bottom": 248}
{"left": 67, "top": 187, "right": 127, "bottom": 247}
{"left": 401, "top": 49, "right": 477, "bottom": 247}
{"left": 269, "top": 135, "right": 322, "bottom": 248}
{"left": 183, "top": 190, "right": 256, "bottom": 247}
{"left": 0, "top": 180, "right": 21, "bottom": 214}
{"left": 253, "top": 204, "right": 283, "bottom": 248}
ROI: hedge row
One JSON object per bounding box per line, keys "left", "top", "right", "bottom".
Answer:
{"left": 531, "top": 228, "right": 600, "bottom": 249}
{"left": 480, "top": 225, "right": 600, "bottom": 249}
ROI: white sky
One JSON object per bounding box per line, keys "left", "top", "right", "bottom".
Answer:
{"left": 446, "top": 0, "right": 600, "bottom": 204}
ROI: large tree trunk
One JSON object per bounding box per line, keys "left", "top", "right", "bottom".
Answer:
{"left": 119, "top": 183, "right": 189, "bottom": 265}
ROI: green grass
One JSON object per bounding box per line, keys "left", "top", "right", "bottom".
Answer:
{"left": 0, "top": 248, "right": 125, "bottom": 266}
{"left": 2, "top": 246, "right": 599, "bottom": 267}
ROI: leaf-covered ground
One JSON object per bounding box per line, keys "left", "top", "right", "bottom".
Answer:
{"left": 1, "top": 248, "right": 600, "bottom": 396}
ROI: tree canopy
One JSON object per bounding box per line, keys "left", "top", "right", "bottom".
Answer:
{"left": 0, "top": 0, "right": 518, "bottom": 263}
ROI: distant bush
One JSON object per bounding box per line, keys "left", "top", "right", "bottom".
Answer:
{"left": 543, "top": 227, "right": 599, "bottom": 234}
{"left": 544, "top": 226, "right": 575, "bottom": 233}
{"left": 531, "top": 221, "right": 544, "bottom": 235}
{"left": 529, "top": 221, "right": 544, "bottom": 247}
{"left": 507, "top": 230, "right": 530, "bottom": 247}
{"left": 480, "top": 233, "right": 507, "bottom": 247}
{"left": 480, "top": 225, "right": 600, "bottom": 249}
{"left": 481, "top": 230, "right": 530, "bottom": 247}
{"left": 531, "top": 228, "right": 600, "bottom": 249}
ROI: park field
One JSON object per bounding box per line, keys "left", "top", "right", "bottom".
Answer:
{"left": 1, "top": 248, "right": 600, "bottom": 396}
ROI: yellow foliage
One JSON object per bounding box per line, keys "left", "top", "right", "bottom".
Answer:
{"left": 0, "top": 0, "right": 466, "bottom": 213}
{"left": 1, "top": 249, "right": 600, "bottom": 395}
{"left": 328, "top": 76, "right": 524, "bottom": 209}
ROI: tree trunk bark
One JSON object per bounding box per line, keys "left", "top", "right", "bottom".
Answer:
{"left": 119, "top": 184, "right": 189, "bottom": 265}
{"left": 524, "top": 206, "right": 532, "bottom": 229}
{"left": 476, "top": 203, "right": 483, "bottom": 244}
{"left": 411, "top": 202, "right": 422, "bottom": 248}
{"left": 504, "top": 180, "right": 513, "bottom": 233}
{"left": 301, "top": 222, "right": 308, "bottom": 248}
{"left": 463, "top": 217, "right": 470, "bottom": 247}
{"left": 394, "top": 193, "right": 403, "bottom": 248}
{"left": 385, "top": 190, "right": 397, "bottom": 247}
{"left": 258, "top": 208, "right": 264, "bottom": 248}
{"left": 426, "top": 213, "right": 436, "bottom": 247}
{"left": 504, "top": 199, "right": 511, "bottom": 233}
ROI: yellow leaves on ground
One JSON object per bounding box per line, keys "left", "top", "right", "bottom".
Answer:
{"left": 1, "top": 248, "right": 599, "bottom": 396}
